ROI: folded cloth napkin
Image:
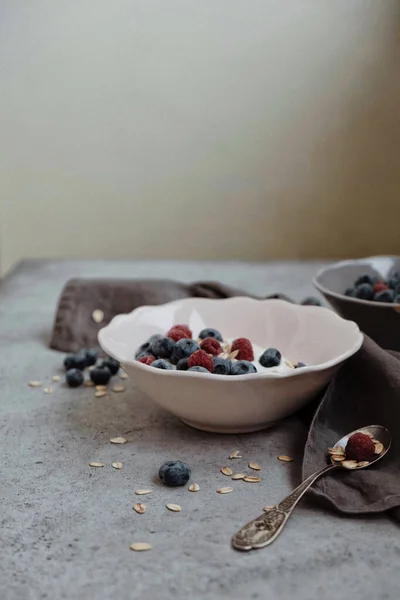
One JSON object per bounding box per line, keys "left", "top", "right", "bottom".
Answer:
{"left": 50, "top": 277, "right": 400, "bottom": 521}
{"left": 303, "top": 336, "right": 400, "bottom": 522}
{"left": 49, "top": 277, "right": 290, "bottom": 352}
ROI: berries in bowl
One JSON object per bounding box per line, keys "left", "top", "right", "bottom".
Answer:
{"left": 314, "top": 256, "right": 400, "bottom": 351}
{"left": 98, "top": 297, "right": 363, "bottom": 434}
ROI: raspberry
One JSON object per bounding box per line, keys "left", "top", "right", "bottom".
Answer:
{"left": 171, "top": 324, "right": 192, "bottom": 337}
{"left": 200, "top": 337, "right": 223, "bottom": 356}
{"left": 373, "top": 282, "right": 388, "bottom": 294}
{"left": 167, "top": 327, "right": 190, "bottom": 342}
{"left": 138, "top": 355, "right": 155, "bottom": 366}
{"left": 231, "top": 338, "right": 254, "bottom": 361}
{"left": 345, "top": 432, "right": 375, "bottom": 462}
{"left": 187, "top": 350, "right": 214, "bottom": 372}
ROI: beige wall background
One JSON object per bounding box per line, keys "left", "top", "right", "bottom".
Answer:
{"left": 1, "top": 0, "right": 399, "bottom": 274}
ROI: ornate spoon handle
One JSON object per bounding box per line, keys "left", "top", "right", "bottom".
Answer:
{"left": 232, "top": 463, "right": 337, "bottom": 551}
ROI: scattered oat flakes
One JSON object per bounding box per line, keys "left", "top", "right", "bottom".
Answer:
{"left": 112, "top": 385, "right": 125, "bottom": 393}
{"left": 133, "top": 503, "right": 146, "bottom": 514}
{"left": 285, "top": 360, "right": 295, "bottom": 369}
{"left": 110, "top": 437, "right": 127, "bottom": 445}
{"left": 243, "top": 476, "right": 261, "bottom": 483}
{"left": 28, "top": 381, "right": 42, "bottom": 387}
{"left": 84, "top": 380, "right": 95, "bottom": 387}
{"left": 89, "top": 462, "right": 104, "bottom": 468}
{"left": 166, "top": 503, "right": 181, "bottom": 512}
{"left": 188, "top": 483, "right": 200, "bottom": 492}
{"left": 43, "top": 387, "right": 53, "bottom": 394}
{"left": 331, "top": 454, "right": 345, "bottom": 462}
{"left": 374, "top": 442, "right": 384, "bottom": 455}
{"left": 264, "top": 505, "right": 274, "bottom": 511}
{"left": 278, "top": 455, "right": 293, "bottom": 462}
{"left": 130, "top": 542, "right": 151, "bottom": 552}
{"left": 220, "top": 466, "right": 233, "bottom": 476}
{"left": 120, "top": 372, "right": 128, "bottom": 380}
{"left": 231, "top": 473, "right": 245, "bottom": 480}
{"left": 341, "top": 460, "right": 358, "bottom": 470}
{"left": 248, "top": 461, "right": 261, "bottom": 471}
{"left": 229, "top": 450, "right": 242, "bottom": 459}
{"left": 112, "top": 462, "right": 123, "bottom": 470}
{"left": 95, "top": 390, "right": 107, "bottom": 398}
{"left": 217, "top": 487, "right": 233, "bottom": 494}
{"left": 92, "top": 309, "right": 104, "bottom": 324}
{"left": 52, "top": 375, "right": 60, "bottom": 382}
{"left": 96, "top": 385, "right": 107, "bottom": 391}
{"left": 135, "top": 489, "right": 152, "bottom": 495}
{"left": 357, "top": 461, "right": 370, "bottom": 467}
{"left": 328, "top": 447, "right": 345, "bottom": 455}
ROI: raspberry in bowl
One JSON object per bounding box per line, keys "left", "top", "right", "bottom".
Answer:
{"left": 98, "top": 297, "right": 363, "bottom": 433}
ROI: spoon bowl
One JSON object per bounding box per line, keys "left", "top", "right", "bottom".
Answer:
{"left": 332, "top": 425, "right": 391, "bottom": 469}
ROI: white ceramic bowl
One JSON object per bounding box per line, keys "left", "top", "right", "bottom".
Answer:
{"left": 98, "top": 298, "right": 363, "bottom": 434}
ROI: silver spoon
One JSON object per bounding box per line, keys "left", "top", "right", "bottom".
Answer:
{"left": 231, "top": 425, "right": 391, "bottom": 551}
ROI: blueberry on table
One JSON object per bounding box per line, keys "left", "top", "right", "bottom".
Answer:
{"left": 354, "top": 283, "right": 373, "bottom": 300}
{"left": 151, "top": 336, "right": 176, "bottom": 359}
{"left": 354, "top": 274, "right": 378, "bottom": 286}
{"left": 171, "top": 338, "right": 200, "bottom": 364}
{"left": 151, "top": 359, "right": 173, "bottom": 370}
{"left": 84, "top": 349, "right": 98, "bottom": 367}
{"left": 259, "top": 348, "right": 281, "bottom": 368}
{"left": 374, "top": 289, "right": 395, "bottom": 303}
{"left": 176, "top": 357, "right": 190, "bottom": 371}
{"left": 90, "top": 366, "right": 112, "bottom": 385}
{"left": 66, "top": 368, "right": 84, "bottom": 388}
{"left": 198, "top": 328, "right": 223, "bottom": 342}
{"left": 101, "top": 357, "right": 120, "bottom": 375}
{"left": 159, "top": 460, "right": 191, "bottom": 487}
{"left": 187, "top": 366, "right": 209, "bottom": 373}
{"left": 213, "top": 357, "right": 232, "bottom": 375}
{"left": 63, "top": 352, "right": 87, "bottom": 371}
{"left": 230, "top": 361, "right": 257, "bottom": 375}
{"left": 301, "top": 297, "right": 322, "bottom": 306}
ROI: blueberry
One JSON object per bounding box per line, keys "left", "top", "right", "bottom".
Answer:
{"left": 187, "top": 366, "right": 209, "bottom": 373}
{"left": 176, "top": 357, "right": 190, "bottom": 371}
{"left": 151, "top": 359, "right": 173, "bottom": 370}
{"left": 213, "top": 357, "right": 232, "bottom": 375}
{"left": 90, "top": 365, "right": 112, "bottom": 385}
{"left": 101, "top": 357, "right": 120, "bottom": 375}
{"left": 230, "top": 360, "right": 257, "bottom": 375}
{"left": 171, "top": 338, "right": 200, "bottom": 364}
{"left": 135, "top": 341, "right": 152, "bottom": 359}
{"left": 259, "top": 348, "right": 281, "bottom": 368}
{"left": 387, "top": 277, "right": 398, "bottom": 290}
{"left": 151, "top": 336, "right": 176, "bottom": 359}
{"left": 301, "top": 297, "right": 322, "bottom": 306}
{"left": 354, "top": 274, "right": 378, "bottom": 286}
{"left": 354, "top": 283, "right": 373, "bottom": 300}
{"left": 64, "top": 352, "right": 87, "bottom": 371}
{"left": 135, "top": 351, "right": 154, "bottom": 360}
{"left": 198, "top": 328, "right": 223, "bottom": 342}
{"left": 344, "top": 287, "right": 355, "bottom": 297}
{"left": 84, "top": 349, "right": 98, "bottom": 367}
{"left": 295, "top": 362, "right": 306, "bottom": 368}
{"left": 65, "top": 368, "right": 84, "bottom": 388}
{"left": 374, "top": 289, "right": 395, "bottom": 303}
{"left": 158, "top": 460, "right": 191, "bottom": 487}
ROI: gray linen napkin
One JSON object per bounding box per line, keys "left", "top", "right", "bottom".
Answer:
{"left": 303, "top": 336, "right": 400, "bottom": 522}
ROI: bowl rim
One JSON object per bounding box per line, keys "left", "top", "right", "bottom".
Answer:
{"left": 98, "top": 297, "right": 364, "bottom": 382}
{"left": 313, "top": 255, "right": 400, "bottom": 308}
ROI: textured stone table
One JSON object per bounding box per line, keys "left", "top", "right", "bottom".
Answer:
{"left": 1, "top": 260, "right": 398, "bottom": 600}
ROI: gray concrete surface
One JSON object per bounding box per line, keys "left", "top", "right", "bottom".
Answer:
{"left": 1, "top": 260, "right": 399, "bottom": 600}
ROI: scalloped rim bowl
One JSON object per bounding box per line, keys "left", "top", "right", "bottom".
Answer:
{"left": 98, "top": 297, "right": 363, "bottom": 433}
